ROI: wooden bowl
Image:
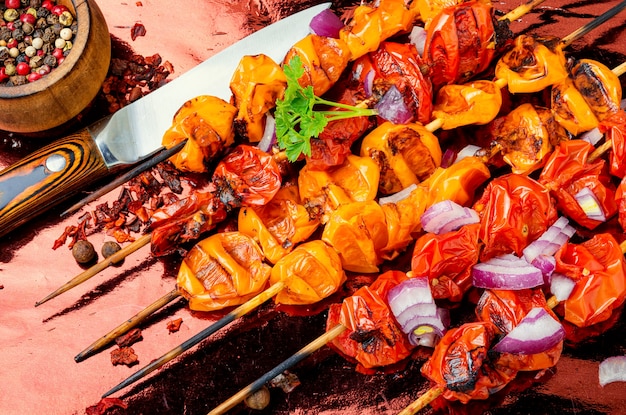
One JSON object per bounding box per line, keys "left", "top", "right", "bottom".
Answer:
{"left": 0, "top": 0, "right": 111, "bottom": 134}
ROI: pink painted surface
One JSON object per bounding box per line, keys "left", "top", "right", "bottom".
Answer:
{"left": 0, "top": 1, "right": 625, "bottom": 415}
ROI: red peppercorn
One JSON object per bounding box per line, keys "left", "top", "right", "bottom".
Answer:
{"left": 6, "top": 21, "right": 14, "bottom": 31}
{"left": 5, "top": 0, "right": 20, "bottom": 9}
{"left": 37, "top": 49, "right": 45, "bottom": 57}
{"left": 51, "top": 4, "right": 69, "bottom": 16}
{"left": 27, "top": 72, "right": 41, "bottom": 82}
{"left": 16, "top": 61, "right": 30, "bottom": 76}
{"left": 0, "top": 67, "right": 8, "bottom": 82}
{"left": 20, "top": 13, "right": 36, "bottom": 25}
{"left": 42, "top": 0, "right": 54, "bottom": 10}
{"left": 57, "top": 56, "right": 64, "bottom": 66}
{"left": 6, "top": 38, "right": 18, "bottom": 49}
{"left": 52, "top": 47, "right": 64, "bottom": 60}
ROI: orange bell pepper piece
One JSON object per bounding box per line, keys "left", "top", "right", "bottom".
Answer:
{"left": 432, "top": 80, "right": 502, "bottom": 130}
{"left": 269, "top": 240, "right": 346, "bottom": 305}
{"left": 162, "top": 95, "right": 237, "bottom": 173}
{"left": 176, "top": 232, "right": 272, "bottom": 312}
{"left": 229, "top": 54, "right": 287, "bottom": 142}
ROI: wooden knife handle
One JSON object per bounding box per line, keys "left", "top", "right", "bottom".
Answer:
{"left": 0, "top": 128, "right": 110, "bottom": 238}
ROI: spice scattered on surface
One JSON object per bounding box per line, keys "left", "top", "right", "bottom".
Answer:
{"left": 166, "top": 318, "right": 183, "bottom": 333}
{"left": 130, "top": 22, "right": 146, "bottom": 41}
{"left": 71, "top": 239, "right": 96, "bottom": 265}
{"left": 115, "top": 328, "right": 143, "bottom": 348}
{"left": 111, "top": 346, "right": 139, "bottom": 366}
{"left": 85, "top": 397, "right": 128, "bottom": 415}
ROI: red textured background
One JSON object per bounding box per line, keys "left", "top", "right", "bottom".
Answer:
{"left": 0, "top": 1, "right": 625, "bottom": 415}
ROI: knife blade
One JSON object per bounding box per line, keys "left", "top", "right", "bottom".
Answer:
{"left": 0, "top": 2, "right": 331, "bottom": 238}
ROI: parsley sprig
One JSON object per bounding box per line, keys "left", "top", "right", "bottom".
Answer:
{"left": 274, "top": 55, "right": 378, "bottom": 162}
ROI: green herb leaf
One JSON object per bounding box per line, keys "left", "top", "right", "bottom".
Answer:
{"left": 274, "top": 55, "right": 378, "bottom": 162}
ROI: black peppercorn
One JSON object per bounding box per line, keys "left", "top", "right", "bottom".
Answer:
{"left": 42, "top": 53, "right": 55, "bottom": 66}
{"left": 72, "top": 240, "right": 97, "bottom": 265}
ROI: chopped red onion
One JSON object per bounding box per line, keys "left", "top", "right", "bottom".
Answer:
{"left": 375, "top": 85, "right": 413, "bottom": 125}
{"left": 309, "top": 9, "right": 344, "bottom": 38}
{"left": 378, "top": 184, "right": 417, "bottom": 205}
{"left": 363, "top": 69, "right": 375, "bottom": 98}
{"left": 387, "top": 277, "right": 449, "bottom": 347}
{"left": 574, "top": 187, "right": 606, "bottom": 222}
{"left": 492, "top": 307, "right": 565, "bottom": 355}
{"left": 409, "top": 25, "right": 427, "bottom": 56}
{"left": 420, "top": 200, "right": 479, "bottom": 234}
{"left": 257, "top": 114, "right": 276, "bottom": 153}
{"left": 599, "top": 356, "right": 626, "bottom": 387}
{"left": 522, "top": 216, "right": 575, "bottom": 265}
{"left": 580, "top": 127, "right": 603, "bottom": 146}
{"left": 440, "top": 148, "right": 456, "bottom": 168}
{"left": 550, "top": 272, "right": 576, "bottom": 301}
{"left": 472, "top": 253, "right": 544, "bottom": 290}
{"left": 455, "top": 144, "right": 482, "bottom": 164}
{"left": 531, "top": 254, "right": 556, "bottom": 284}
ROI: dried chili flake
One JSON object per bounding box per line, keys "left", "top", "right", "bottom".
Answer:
{"left": 85, "top": 397, "right": 128, "bottom": 415}
{"left": 131, "top": 23, "right": 147, "bottom": 41}
{"left": 115, "top": 328, "right": 143, "bottom": 348}
{"left": 111, "top": 346, "right": 139, "bottom": 366}
{"left": 166, "top": 318, "right": 183, "bottom": 333}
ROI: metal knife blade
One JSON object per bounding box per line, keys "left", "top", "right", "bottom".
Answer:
{"left": 0, "top": 2, "right": 331, "bottom": 238}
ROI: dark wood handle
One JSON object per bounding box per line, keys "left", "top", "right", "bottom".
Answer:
{"left": 0, "top": 128, "right": 110, "bottom": 237}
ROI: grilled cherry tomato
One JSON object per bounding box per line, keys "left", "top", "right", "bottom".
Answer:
{"left": 421, "top": 321, "right": 517, "bottom": 403}
{"left": 539, "top": 140, "right": 617, "bottom": 230}
{"left": 326, "top": 270, "right": 414, "bottom": 373}
{"left": 213, "top": 144, "right": 282, "bottom": 208}
{"left": 476, "top": 289, "right": 563, "bottom": 371}
{"left": 423, "top": 1, "right": 496, "bottom": 90}
{"left": 352, "top": 41, "right": 433, "bottom": 124}
{"left": 599, "top": 109, "right": 626, "bottom": 179}
{"left": 473, "top": 173, "right": 557, "bottom": 261}
{"left": 554, "top": 233, "right": 626, "bottom": 328}
{"left": 411, "top": 223, "right": 481, "bottom": 304}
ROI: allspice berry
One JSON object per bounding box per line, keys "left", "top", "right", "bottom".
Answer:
{"left": 72, "top": 239, "right": 96, "bottom": 264}
{"left": 101, "top": 240, "right": 123, "bottom": 265}
{"left": 244, "top": 386, "right": 271, "bottom": 410}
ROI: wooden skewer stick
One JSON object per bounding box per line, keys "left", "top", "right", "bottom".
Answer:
{"left": 34, "top": 233, "right": 152, "bottom": 307}
{"left": 498, "top": 0, "right": 546, "bottom": 23}
{"left": 561, "top": 0, "right": 626, "bottom": 48}
{"left": 207, "top": 323, "right": 347, "bottom": 415}
{"left": 74, "top": 288, "right": 183, "bottom": 362}
{"left": 101, "top": 281, "right": 286, "bottom": 398}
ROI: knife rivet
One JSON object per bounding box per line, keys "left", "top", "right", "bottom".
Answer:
{"left": 45, "top": 154, "right": 67, "bottom": 172}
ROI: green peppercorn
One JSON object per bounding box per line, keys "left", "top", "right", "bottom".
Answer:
{"left": 101, "top": 241, "right": 123, "bottom": 265}
{"left": 72, "top": 239, "right": 97, "bottom": 265}
{"left": 4, "top": 9, "right": 19, "bottom": 22}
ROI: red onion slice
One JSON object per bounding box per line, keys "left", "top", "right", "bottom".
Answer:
{"left": 522, "top": 216, "right": 575, "bottom": 264}
{"left": 309, "top": 9, "right": 344, "bottom": 38}
{"left": 379, "top": 184, "right": 417, "bottom": 205}
{"left": 599, "top": 356, "right": 626, "bottom": 387}
{"left": 375, "top": 85, "right": 413, "bottom": 125}
{"left": 472, "top": 254, "right": 544, "bottom": 290}
{"left": 363, "top": 69, "right": 375, "bottom": 98}
{"left": 257, "top": 114, "right": 276, "bottom": 153}
{"left": 550, "top": 272, "right": 576, "bottom": 301}
{"left": 574, "top": 187, "right": 607, "bottom": 222}
{"left": 455, "top": 144, "right": 482, "bottom": 164}
{"left": 580, "top": 127, "right": 603, "bottom": 146}
{"left": 420, "top": 200, "right": 480, "bottom": 234}
{"left": 409, "top": 25, "right": 427, "bottom": 56}
{"left": 387, "top": 277, "right": 449, "bottom": 347}
{"left": 531, "top": 254, "right": 556, "bottom": 284}
{"left": 492, "top": 307, "right": 565, "bottom": 355}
